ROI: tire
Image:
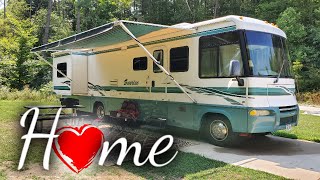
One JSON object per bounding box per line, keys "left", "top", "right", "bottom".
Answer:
{"left": 94, "top": 102, "right": 105, "bottom": 120}
{"left": 201, "top": 115, "right": 239, "bottom": 147}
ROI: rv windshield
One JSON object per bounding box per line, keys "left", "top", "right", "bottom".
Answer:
{"left": 246, "top": 31, "right": 292, "bottom": 77}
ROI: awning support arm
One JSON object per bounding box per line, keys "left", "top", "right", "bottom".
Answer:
{"left": 117, "top": 21, "right": 197, "bottom": 104}
{"left": 33, "top": 52, "right": 72, "bottom": 81}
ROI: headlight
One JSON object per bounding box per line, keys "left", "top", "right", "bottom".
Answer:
{"left": 249, "top": 110, "right": 271, "bottom": 116}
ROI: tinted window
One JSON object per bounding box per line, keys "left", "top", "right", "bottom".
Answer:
{"left": 199, "top": 47, "right": 219, "bottom": 77}
{"left": 199, "top": 31, "right": 243, "bottom": 78}
{"left": 153, "top": 50, "right": 163, "bottom": 73}
{"left": 133, "top": 57, "right": 147, "bottom": 71}
{"left": 57, "top": 63, "right": 67, "bottom": 78}
{"left": 170, "top": 46, "right": 189, "bottom": 72}
{"left": 246, "top": 31, "right": 291, "bottom": 77}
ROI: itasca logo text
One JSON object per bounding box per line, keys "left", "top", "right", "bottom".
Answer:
{"left": 124, "top": 79, "right": 139, "bottom": 85}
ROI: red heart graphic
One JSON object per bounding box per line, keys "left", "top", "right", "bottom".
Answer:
{"left": 53, "top": 124, "right": 104, "bottom": 173}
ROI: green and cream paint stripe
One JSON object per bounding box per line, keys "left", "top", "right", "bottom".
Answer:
{"left": 54, "top": 85, "right": 295, "bottom": 96}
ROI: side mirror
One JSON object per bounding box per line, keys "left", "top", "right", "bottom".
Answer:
{"left": 229, "top": 60, "right": 241, "bottom": 76}
{"left": 229, "top": 60, "right": 244, "bottom": 86}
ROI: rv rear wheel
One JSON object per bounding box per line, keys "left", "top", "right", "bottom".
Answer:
{"left": 202, "top": 115, "right": 238, "bottom": 147}
{"left": 94, "top": 103, "right": 105, "bottom": 120}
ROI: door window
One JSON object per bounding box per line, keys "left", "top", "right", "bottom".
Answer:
{"left": 153, "top": 50, "right": 164, "bottom": 73}
{"left": 57, "top": 63, "right": 67, "bottom": 78}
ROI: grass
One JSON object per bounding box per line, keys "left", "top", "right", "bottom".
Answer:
{"left": 0, "top": 100, "right": 58, "bottom": 166}
{"left": 0, "top": 86, "right": 59, "bottom": 102}
{"left": 0, "top": 170, "right": 6, "bottom": 180}
{"left": 122, "top": 152, "right": 285, "bottom": 179}
{"left": 273, "top": 114, "right": 320, "bottom": 142}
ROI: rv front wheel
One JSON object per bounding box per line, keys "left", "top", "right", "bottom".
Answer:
{"left": 94, "top": 103, "right": 105, "bottom": 120}
{"left": 202, "top": 115, "right": 238, "bottom": 147}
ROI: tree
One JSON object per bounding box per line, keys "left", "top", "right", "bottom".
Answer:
{"left": 277, "top": 4, "right": 320, "bottom": 91}
{"left": 255, "top": 0, "right": 287, "bottom": 23}
{"left": 33, "top": 8, "right": 73, "bottom": 45}
{"left": 3, "top": 0, "right": 6, "bottom": 19}
{"left": 42, "top": 0, "right": 53, "bottom": 44}
{"left": 0, "top": 0, "right": 37, "bottom": 89}
{"left": 277, "top": 7, "right": 307, "bottom": 66}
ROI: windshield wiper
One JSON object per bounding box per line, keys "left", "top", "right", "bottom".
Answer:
{"left": 274, "top": 39, "right": 287, "bottom": 83}
{"left": 274, "top": 60, "right": 285, "bottom": 83}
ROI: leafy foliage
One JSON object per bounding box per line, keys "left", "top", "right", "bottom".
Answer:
{"left": 0, "top": 0, "right": 38, "bottom": 90}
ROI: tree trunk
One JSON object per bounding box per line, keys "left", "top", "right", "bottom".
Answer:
{"left": 29, "top": 0, "right": 32, "bottom": 18}
{"left": 4, "top": 0, "right": 6, "bottom": 19}
{"left": 213, "top": 0, "right": 219, "bottom": 18}
{"left": 76, "top": 5, "right": 81, "bottom": 33}
{"left": 141, "top": 0, "right": 145, "bottom": 16}
{"left": 43, "top": 0, "right": 53, "bottom": 45}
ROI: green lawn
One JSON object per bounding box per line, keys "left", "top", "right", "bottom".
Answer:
{"left": 0, "top": 100, "right": 59, "bottom": 165}
{"left": 273, "top": 114, "right": 320, "bottom": 142}
{"left": 122, "top": 152, "right": 285, "bottom": 180}
{"left": 0, "top": 100, "right": 287, "bottom": 179}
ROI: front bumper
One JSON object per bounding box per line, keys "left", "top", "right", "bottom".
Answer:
{"left": 248, "top": 105, "right": 299, "bottom": 133}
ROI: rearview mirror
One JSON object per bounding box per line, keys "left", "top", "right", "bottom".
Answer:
{"left": 229, "top": 60, "right": 241, "bottom": 76}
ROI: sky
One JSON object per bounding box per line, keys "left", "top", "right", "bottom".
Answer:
{"left": 0, "top": 0, "right": 5, "bottom": 9}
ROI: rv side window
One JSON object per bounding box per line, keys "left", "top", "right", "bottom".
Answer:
{"left": 133, "top": 57, "right": 148, "bottom": 71}
{"left": 153, "top": 50, "right": 163, "bottom": 73}
{"left": 199, "top": 31, "right": 243, "bottom": 78}
{"left": 57, "top": 63, "right": 67, "bottom": 78}
{"left": 170, "top": 46, "right": 189, "bottom": 72}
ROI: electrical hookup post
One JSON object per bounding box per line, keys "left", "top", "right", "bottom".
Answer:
{"left": 18, "top": 107, "right": 178, "bottom": 174}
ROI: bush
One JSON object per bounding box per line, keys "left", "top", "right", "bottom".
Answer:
{"left": 0, "top": 84, "right": 59, "bottom": 102}
{"left": 296, "top": 91, "right": 320, "bottom": 106}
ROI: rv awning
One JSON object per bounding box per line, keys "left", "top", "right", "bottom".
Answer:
{"left": 31, "top": 20, "right": 194, "bottom": 52}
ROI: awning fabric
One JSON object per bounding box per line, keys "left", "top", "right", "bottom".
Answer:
{"left": 31, "top": 20, "right": 193, "bottom": 52}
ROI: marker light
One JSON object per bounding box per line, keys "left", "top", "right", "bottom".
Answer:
{"left": 249, "top": 110, "right": 271, "bottom": 116}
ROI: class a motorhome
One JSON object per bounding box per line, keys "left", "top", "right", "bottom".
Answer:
{"left": 32, "top": 15, "right": 299, "bottom": 146}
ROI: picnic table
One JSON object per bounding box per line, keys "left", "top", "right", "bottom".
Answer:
{"left": 22, "top": 105, "right": 87, "bottom": 132}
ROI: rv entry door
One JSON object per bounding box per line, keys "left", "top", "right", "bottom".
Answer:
{"left": 150, "top": 46, "right": 169, "bottom": 96}
{"left": 148, "top": 46, "right": 169, "bottom": 121}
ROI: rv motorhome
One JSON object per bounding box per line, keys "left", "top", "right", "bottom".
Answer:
{"left": 32, "top": 15, "right": 299, "bottom": 146}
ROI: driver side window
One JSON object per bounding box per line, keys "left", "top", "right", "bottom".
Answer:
{"left": 199, "top": 31, "right": 243, "bottom": 78}
{"left": 219, "top": 44, "right": 243, "bottom": 76}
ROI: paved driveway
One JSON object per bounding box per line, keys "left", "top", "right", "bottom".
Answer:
{"left": 180, "top": 135, "right": 320, "bottom": 179}
{"left": 300, "top": 105, "right": 320, "bottom": 116}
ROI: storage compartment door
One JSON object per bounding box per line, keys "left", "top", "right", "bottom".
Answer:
{"left": 71, "top": 55, "right": 88, "bottom": 95}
